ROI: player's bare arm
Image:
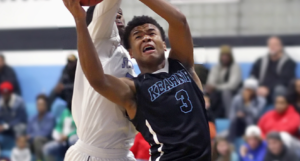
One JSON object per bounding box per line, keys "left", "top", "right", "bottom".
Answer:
{"left": 139, "top": 0, "right": 203, "bottom": 90}
{"left": 63, "top": 0, "right": 137, "bottom": 119}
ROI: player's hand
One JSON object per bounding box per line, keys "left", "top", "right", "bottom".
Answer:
{"left": 63, "top": 0, "right": 86, "bottom": 21}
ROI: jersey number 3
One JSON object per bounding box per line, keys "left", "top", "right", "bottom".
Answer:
{"left": 175, "top": 89, "right": 193, "bottom": 113}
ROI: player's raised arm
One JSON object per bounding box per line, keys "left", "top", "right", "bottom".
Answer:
{"left": 139, "top": 0, "right": 194, "bottom": 69}
{"left": 139, "top": 0, "right": 202, "bottom": 90}
{"left": 63, "top": 0, "right": 136, "bottom": 118}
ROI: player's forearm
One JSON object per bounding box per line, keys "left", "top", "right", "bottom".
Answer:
{"left": 75, "top": 19, "right": 106, "bottom": 85}
{"left": 139, "top": 0, "right": 187, "bottom": 26}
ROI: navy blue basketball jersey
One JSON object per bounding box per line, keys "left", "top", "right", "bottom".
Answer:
{"left": 131, "top": 58, "right": 211, "bottom": 161}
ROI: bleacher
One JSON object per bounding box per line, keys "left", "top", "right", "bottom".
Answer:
{"left": 0, "top": 60, "right": 299, "bottom": 158}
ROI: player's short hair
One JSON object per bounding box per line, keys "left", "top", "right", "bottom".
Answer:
{"left": 123, "top": 16, "right": 166, "bottom": 50}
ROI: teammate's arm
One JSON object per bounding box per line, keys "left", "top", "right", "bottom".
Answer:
{"left": 63, "top": 0, "right": 137, "bottom": 119}
{"left": 139, "top": 0, "right": 203, "bottom": 90}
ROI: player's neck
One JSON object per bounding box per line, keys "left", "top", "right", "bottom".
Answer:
{"left": 139, "top": 59, "right": 166, "bottom": 74}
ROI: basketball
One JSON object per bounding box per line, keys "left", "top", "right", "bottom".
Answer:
{"left": 80, "top": 0, "right": 103, "bottom": 6}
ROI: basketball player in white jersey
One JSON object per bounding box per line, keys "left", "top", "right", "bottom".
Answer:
{"left": 63, "top": 0, "right": 136, "bottom": 160}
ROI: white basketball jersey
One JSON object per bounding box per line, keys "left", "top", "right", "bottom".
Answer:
{"left": 72, "top": 0, "right": 136, "bottom": 149}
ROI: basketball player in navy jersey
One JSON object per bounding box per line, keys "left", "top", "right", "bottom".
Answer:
{"left": 63, "top": 0, "right": 211, "bottom": 160}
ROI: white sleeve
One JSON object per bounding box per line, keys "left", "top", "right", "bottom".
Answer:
{"left": 10, "top": 148, "right": 17, "bottom": 161}
{"left": 25, "top": 149, "right": 32, "bottom": 161}
{"left": 88, "top": 0, "right": 121, "bottom": 42}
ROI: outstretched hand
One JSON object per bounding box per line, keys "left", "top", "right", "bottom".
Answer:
{"left": 63, "top": 0, "right": 86, "bottom": 21}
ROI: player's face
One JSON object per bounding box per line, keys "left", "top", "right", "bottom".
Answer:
{"left": 128, "top": 23, "right": 166, "bottom": 65}
{"left": 116, "top": 8, "right": 125, "bottom": 35}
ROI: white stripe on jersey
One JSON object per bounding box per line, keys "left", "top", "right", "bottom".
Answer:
{"left": 145, "top": 120, "right": 164, "bottom": 161}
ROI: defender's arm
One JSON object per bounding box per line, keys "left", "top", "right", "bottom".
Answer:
{"left": 88, "top": 0, "right": 121, "bottom": 41}
{"left": 63, "top": 0, "right": 136, "bottom": 118}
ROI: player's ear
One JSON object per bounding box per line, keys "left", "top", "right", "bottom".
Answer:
{"left": 163, "top": 42, "right": 167, "bottom": 51}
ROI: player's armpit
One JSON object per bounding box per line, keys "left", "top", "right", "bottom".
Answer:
{"left": 90, "top": 75, "right": 137, "bottom": 119}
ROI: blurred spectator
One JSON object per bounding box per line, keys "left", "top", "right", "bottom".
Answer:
{"left": 228, "top": 79, "right": 266, "bottom": 141}
{"left": 0, "top": 82, "right": 27, "bottom": 137}
{"left": 204, "top": 91, "right": 224, "bottom": 119}
{"left": 204, "top": 94, "right": 215, "bottom": 123}
{"left": 239, "top": 125, "right": 267, "bottom": 161}
{"left": 130, "top": 133, "right": 150, "bottom": 161}
{"left": 0, "top": 54, "right": 22, "bottom": 95}
{"left": 43, "top": 108, "right": 77, "bottom": 161}
{"left": 258, "top": 95, "right": 300, "bottom": 138}
{"left": 204, "top": 94, "right": 217, "bottom": 144}
{"left": 27, "top": 94, "right": 55, "bottom": 161}
{"left": 212, "top": 137, "right": 239, "bottom": 161}
{"left": 209, "top": 122, "right": 217, "bottom": 145}
{"left": 264, "top": 132, "right": 299, "bottom": 161}
{"left": 48, "top": 54, "right": 77, "bottom": 111}
{"left": 206, "top": 45, "right": 242, "bottom": 117}
{"left": 194, "top": 64, "right": 209, "bottom": 85}
{"left": 287, "top": 79, "right": 300, "bottom": 114}
{"left": 250, "top": 36, "right": 296, "bottom": 102}
{"left": 0, "top": 157, "right": 10, "bottom": 161}
{"left": 280, "top": 132, "right": 300, "bottom": 158}
{"left": 11, "top": 135, "right": 31, "bottom": 161}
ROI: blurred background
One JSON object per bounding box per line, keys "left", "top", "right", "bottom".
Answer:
{"left": 0, "top": 0, "right": 300, "bottom": 161}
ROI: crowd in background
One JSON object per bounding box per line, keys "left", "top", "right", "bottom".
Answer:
{"left": 0, "top": 54, "right": 78, "bottom": 161}
{"left": 201, "top": 36, "right": 300, "bottom": 161}
{"left": 0, "top": 35, "right": 300, "bottom": 161}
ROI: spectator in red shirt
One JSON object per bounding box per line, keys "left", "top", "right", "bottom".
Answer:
{"left": 130, "top": 133, "right": 150, "bottom": 161}
{"left": 258, "top": 95, "right": 300, "bottom": 138}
